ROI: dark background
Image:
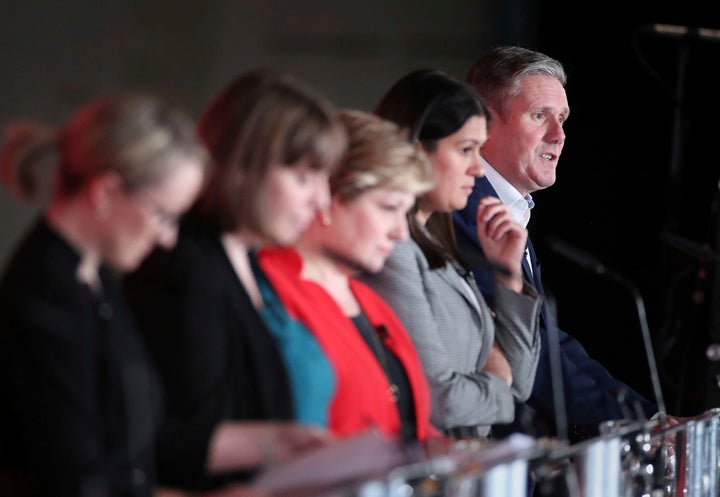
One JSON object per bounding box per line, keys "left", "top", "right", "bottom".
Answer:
{"left": 1, "top": 0, "right": 719, "bottom": 417}
{"left": 529, "top": 1, "right": 720, "bottom": 416}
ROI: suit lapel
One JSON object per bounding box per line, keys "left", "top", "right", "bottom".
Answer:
{"left": 436, "top": 263, "right": 481, "bottom": 310}
{"left": 525, "top": 238, "right": 544, "bottom": 293}
{"left": 524, "top": 237, "right": 556, "bottom": 330}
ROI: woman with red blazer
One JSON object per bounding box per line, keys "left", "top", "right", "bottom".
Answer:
{"left": 259, "top": 110, "right": 437, "bottom": 442}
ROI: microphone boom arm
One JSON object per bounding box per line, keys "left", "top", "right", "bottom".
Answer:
{"left": 546, "top": 238, "right": 668, "bottom": 420}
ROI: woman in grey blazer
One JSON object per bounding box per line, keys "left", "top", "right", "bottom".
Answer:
{"left": 360, "top": 70, "right": 541, "bottom": 438}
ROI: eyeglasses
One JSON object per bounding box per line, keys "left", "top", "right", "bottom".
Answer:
{"left": 135, "top": 191, "right": 181, "bottom": 230}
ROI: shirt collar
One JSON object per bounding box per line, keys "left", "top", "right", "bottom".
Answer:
{"left": 482, "top": 158, "right": 534, "bottom": 228}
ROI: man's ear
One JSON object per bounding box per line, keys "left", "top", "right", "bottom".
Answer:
{"left": 488, "top": 106, "right": 502, "bottom": 126}
{"left": 87, "top": 171, "right": 123, "bottom": 220}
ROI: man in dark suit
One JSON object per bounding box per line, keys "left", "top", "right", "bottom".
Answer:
{"left": 453, "top": 45, "right": 659, "bottom": 444}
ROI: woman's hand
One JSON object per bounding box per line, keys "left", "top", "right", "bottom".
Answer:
{"left": 475, "top": 196, "right": 527, "bottom": 292}
{"left": 483, "top": 341, "right": 513, "bottom": 386}
{"left": 156, "top": 484, "right": 271, "bottom": 497}
{"left": 207, "top": 421, "right": 333, "bottom": 473}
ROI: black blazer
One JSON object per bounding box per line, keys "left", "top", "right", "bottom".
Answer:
{"left": 123, "top": 217, "right": 293, "bottom": 489}
{"left": 453, "top": 176, "right": 657, "bottom": 442}
{"left": 0, "top": 219, "right": 162, "bottom": 497}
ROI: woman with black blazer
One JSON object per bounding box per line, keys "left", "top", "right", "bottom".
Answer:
{"left": 0, "top": 92, "right": 208, "bottom": 497}
{"left": 123, "top": 70, "right": 346, "bottom": 492}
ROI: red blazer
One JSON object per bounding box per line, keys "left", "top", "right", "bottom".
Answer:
{"left": 258, "top": 247, "right": 435, "bottom": 441}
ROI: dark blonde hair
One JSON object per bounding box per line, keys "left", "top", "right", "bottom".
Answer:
{"left": 0, "top": 93, "right": 208, "bottom": 201}
{"left": 331, "top": 109, "right": 432, "bottom": 203}
{"left": 195, "top": 69, "right": 347, "bottom": 233}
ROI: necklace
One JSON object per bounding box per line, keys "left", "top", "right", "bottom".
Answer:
{"left": 353, "top": 314, "right": 399, "bottom": 403}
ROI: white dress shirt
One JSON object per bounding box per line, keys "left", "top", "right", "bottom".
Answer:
{"left": 482, "top": 159, "right": 535, "bottom": 273}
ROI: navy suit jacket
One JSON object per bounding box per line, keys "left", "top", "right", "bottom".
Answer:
{"left": 453, "top": 176, "right": 657, "bottom": 442}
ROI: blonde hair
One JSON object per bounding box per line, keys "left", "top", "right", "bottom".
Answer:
{"left": 331, "top": 109, "right": 432, "bottom": 202}
{"left": 61, "top": 92, "right": 207, "bottom": 193}
{"left": 0, "top": 93, "right": 208, "bottom": 202}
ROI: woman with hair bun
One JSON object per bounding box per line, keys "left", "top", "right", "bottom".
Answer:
{"left": 0, "top": 92, "right": 208, "bottom": 497}
{"left": 0, "top": 121, "right": 56, "bottom": 203}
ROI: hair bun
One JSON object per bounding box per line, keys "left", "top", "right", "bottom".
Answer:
{"left": 0, "top": 121, "right": 56, "bottom": 202}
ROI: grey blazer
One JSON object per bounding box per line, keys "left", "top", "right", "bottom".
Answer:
{"left": 360, "top": 238, "right": 541, "bottom": 433}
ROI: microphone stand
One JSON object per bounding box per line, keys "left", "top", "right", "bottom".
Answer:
{"left": 546, "top": 239, "right": 671, "bottom": 494}
{"left": 546, "top": 238, "right": 668, "bottom": 420}
{"left": 705, "top": 180, "right": 720, "bottom": 408}
{"left": 667, "top": 39, "right": 688, "bottom": 234}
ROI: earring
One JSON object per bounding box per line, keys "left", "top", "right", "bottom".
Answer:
{"left": 321, "top": 213, "right": 332, "bottom": 226}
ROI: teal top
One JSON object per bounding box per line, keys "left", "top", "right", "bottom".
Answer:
{"left": 251, "top": 252, "right": 335, "bottom": 426}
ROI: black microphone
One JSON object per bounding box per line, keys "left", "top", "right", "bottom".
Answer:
{"left": 546, "top": 239, "right": 607, "bottom": 276}
{"left": 661, "top": 230, "right": 720, "bottom": 263}
{"left": 546, "top": 238, "right": 668, "bottom": 420}
{"left": 640, "top": 23, "right": 720, "bottom": 42}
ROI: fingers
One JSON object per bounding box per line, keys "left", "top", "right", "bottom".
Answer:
{"left": 284, "top": 423, "right": 334, "bottom": 449}
{"left": 203, "top": 484, "right": 272, "bottom": 497}
{"left": 473, "top": 197, "right": 526, "bottom": 291}
{"left": 209, "top": 421, "right": 332, "bottom": 472}
{"left": 475, "top": 197, "right": 526, "bottom": 242}
{"left": 483, "top": 212, "right": 524, "bottom": 241}
{"left": 483, "top": 342, "right": 513, "bottom": 386}
{"left": 271, "top": 423, "right": 334, "bottom": 463}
